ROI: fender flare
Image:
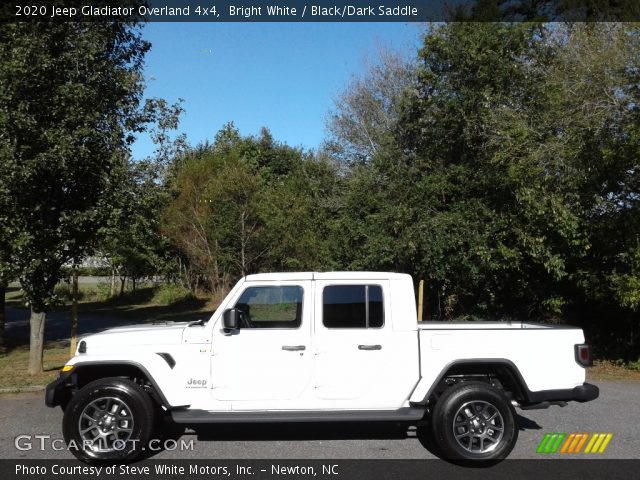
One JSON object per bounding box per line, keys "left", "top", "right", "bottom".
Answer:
{"left": 410, "top": 358, "right": 598, "bottom": 407}
{"left": 410, "top": 358, "right": 533, "bottom": 406}
{"left": 45, "top": 360, "right": 186, "bottom": 410}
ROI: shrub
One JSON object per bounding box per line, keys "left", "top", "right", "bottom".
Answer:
{"left": 80, "top": 283, "right": 112, "bottom": 302}
{"left": 52, "top": 283, "right": 89, "bottom": 305}
{"left": 97, "top": 282, "right": 113, "bottom": 300}
{"left": 52, "top": 283, "right": 73, "bottom": 303}
{"left": 151, "top": 284, "right": 193, "bottom": 305}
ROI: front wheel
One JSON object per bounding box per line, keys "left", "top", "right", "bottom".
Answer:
{"left": 62, "top": 377, "right": 155, "bottom": 463}
{"left": 431, "top": 381, "right": 518, "bottom": 464}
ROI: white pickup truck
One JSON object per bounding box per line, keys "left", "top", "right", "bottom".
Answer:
{"left": 46, "top": 272, "right": 598, "bottom": 463}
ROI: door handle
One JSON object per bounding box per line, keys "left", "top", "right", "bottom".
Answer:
{"left": 282, "top": 345, "right": 306, "bottom": 351}
{"left": 358, "top": 344, "right": 382, "bottom": 350}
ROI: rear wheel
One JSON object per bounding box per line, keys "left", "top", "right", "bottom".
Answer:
{"left": 62, "top": 377, "right": 155, "bottom": 463}
{"left": 431, "top": 381, "right": 517, "bottom": 464}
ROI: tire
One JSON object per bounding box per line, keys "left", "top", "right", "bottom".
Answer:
{"left": 431, "top": 381, "right": 518, "bottom": 464}
{"left": 62, "top": 377, "right": 155, "bottom": 463}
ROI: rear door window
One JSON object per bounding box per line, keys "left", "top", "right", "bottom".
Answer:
{"left": 322, "top": 285, "right": 384, "bottom": 329}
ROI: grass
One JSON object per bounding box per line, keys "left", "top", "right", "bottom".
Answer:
{"left": 150, "top": 283, "right": 194, "bottom": 305}
{"left": 1, "top": 282, "right": 217, "bottom": 391}
{"left": 587, "top": 360, "right": 640, "bottom": 381}
{"left": 0, "top": 344, "right": 70, "bottom": 390}
{"left": 250, "top": 303, "right": 298, "bottom": 322}
{"left": 73, "top": 287, "right": 213, "bottom": 323}
{"left": 7, "top": 282, "right": 215, "bottom": 324}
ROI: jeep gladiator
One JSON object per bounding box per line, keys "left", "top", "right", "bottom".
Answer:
{"left": 45, "top": 272, "right": 598, "bottom": 463}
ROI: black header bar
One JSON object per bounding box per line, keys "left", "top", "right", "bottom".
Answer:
{"left": 3, "top": 0, "right": 640, "bottom": 22}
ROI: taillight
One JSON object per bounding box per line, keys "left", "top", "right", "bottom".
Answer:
{"left": 575, "top": 344, "right": 592, "bottom": 367}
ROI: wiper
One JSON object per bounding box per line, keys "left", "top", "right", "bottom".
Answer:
{"left": 188, "top": 319, "right": 205, "bottom": 327}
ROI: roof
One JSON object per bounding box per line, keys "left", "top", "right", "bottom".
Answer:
{"left": 244, "top": 271, "right": 411, "bottom": 282}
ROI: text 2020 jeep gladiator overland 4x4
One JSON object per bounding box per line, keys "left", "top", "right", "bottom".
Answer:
{"left": 46, "top": 272, "right": 598, "bottom": 463}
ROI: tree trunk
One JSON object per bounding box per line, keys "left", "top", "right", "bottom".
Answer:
{"left": 240, "top": 210, "right": 247, "bottom": 276}
{"left": 69, "top": 270, "right": 79, "bottom": 356}
{"left": 120, "top": 276, "right": 126, "bottom": 296}
{"left": 110, "top": 267, "right": 117, "bottom": 298}
{"left": 27, "top": 308, "right": 46, "bottom": 375}
{"left": 177, "top": 257, "right": 184, "bottom": 287}
{"left": 0, "top": 279, "right": 6, "bottom": 355}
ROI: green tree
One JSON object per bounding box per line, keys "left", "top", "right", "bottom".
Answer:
{"left": 484, "top": 24, "right": 640, "bottom": 354}
{"left": 326, "top": 48, "right": 415, "bottom": 165}
{"left": 0, "top": 21, "right": 150, "bottom": 374}
{"left": 99, "top": 159, "right": 176, "bottom": 296}
{"left": 162, "top": 127, "right": 266, "bottom": 293}
{"left": 260, "top": 151, "right": 342, "bottom": 272}
{"left": 357, "top": 23, "right": 554, "bottom": 318}
{"left": 98, "top": 99, "right": 187, "bottom": 297}
{"left": 162, "top": 125, "right": 341, "bottom": 293}
{"left": 347, "top": 22, "right": 640, "bottom": 359}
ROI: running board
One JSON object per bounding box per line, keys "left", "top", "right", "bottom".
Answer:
{"left": 171, "top": 407, "right": 425, "bottom": 424}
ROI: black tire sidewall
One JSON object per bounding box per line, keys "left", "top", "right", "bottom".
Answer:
{"left": 63, "top": 378, "right": 155, "bottom": 463}
{"left": 432, "top": 382, "right": 518, "bottom": 463}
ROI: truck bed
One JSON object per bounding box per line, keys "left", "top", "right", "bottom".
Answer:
{"left": 411, "top": 321, "right": 587, "bottom": 403}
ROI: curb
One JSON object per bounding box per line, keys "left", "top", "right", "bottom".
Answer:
{"left": 0, "top": 385, "right": 46, "bottom": 394}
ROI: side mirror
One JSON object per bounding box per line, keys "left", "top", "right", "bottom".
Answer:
{"left": 222, "top": 308, "right": 241, "bottom": 330}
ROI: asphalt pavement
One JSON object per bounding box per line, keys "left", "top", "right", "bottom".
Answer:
{"left": 0, "top": 380, "right": 638, "bottom": 460}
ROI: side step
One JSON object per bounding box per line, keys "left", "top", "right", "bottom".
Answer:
{"left": 171, "top": 407, "right": 425, "bottom": 424}
{"left": 520, "top": 401, "right": 568, "bottom": 410}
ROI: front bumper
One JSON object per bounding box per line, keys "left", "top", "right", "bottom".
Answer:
{"left": 44, "top": 371, "right": 73, "bottom": 408}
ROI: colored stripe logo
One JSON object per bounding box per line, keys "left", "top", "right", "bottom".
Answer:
{"left": 537, "top": 433, "right": 612, "bottom": 454}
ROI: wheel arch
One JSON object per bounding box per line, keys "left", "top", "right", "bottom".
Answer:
{"left": 412, "top": 358, "right": 533, "bottom": 406}
{"left": 48, "top": 361, "right": 175, "bottom": 410}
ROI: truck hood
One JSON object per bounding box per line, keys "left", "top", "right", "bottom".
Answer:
{"left": 79, "top": 322, "right": 189, "bottom": 352}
